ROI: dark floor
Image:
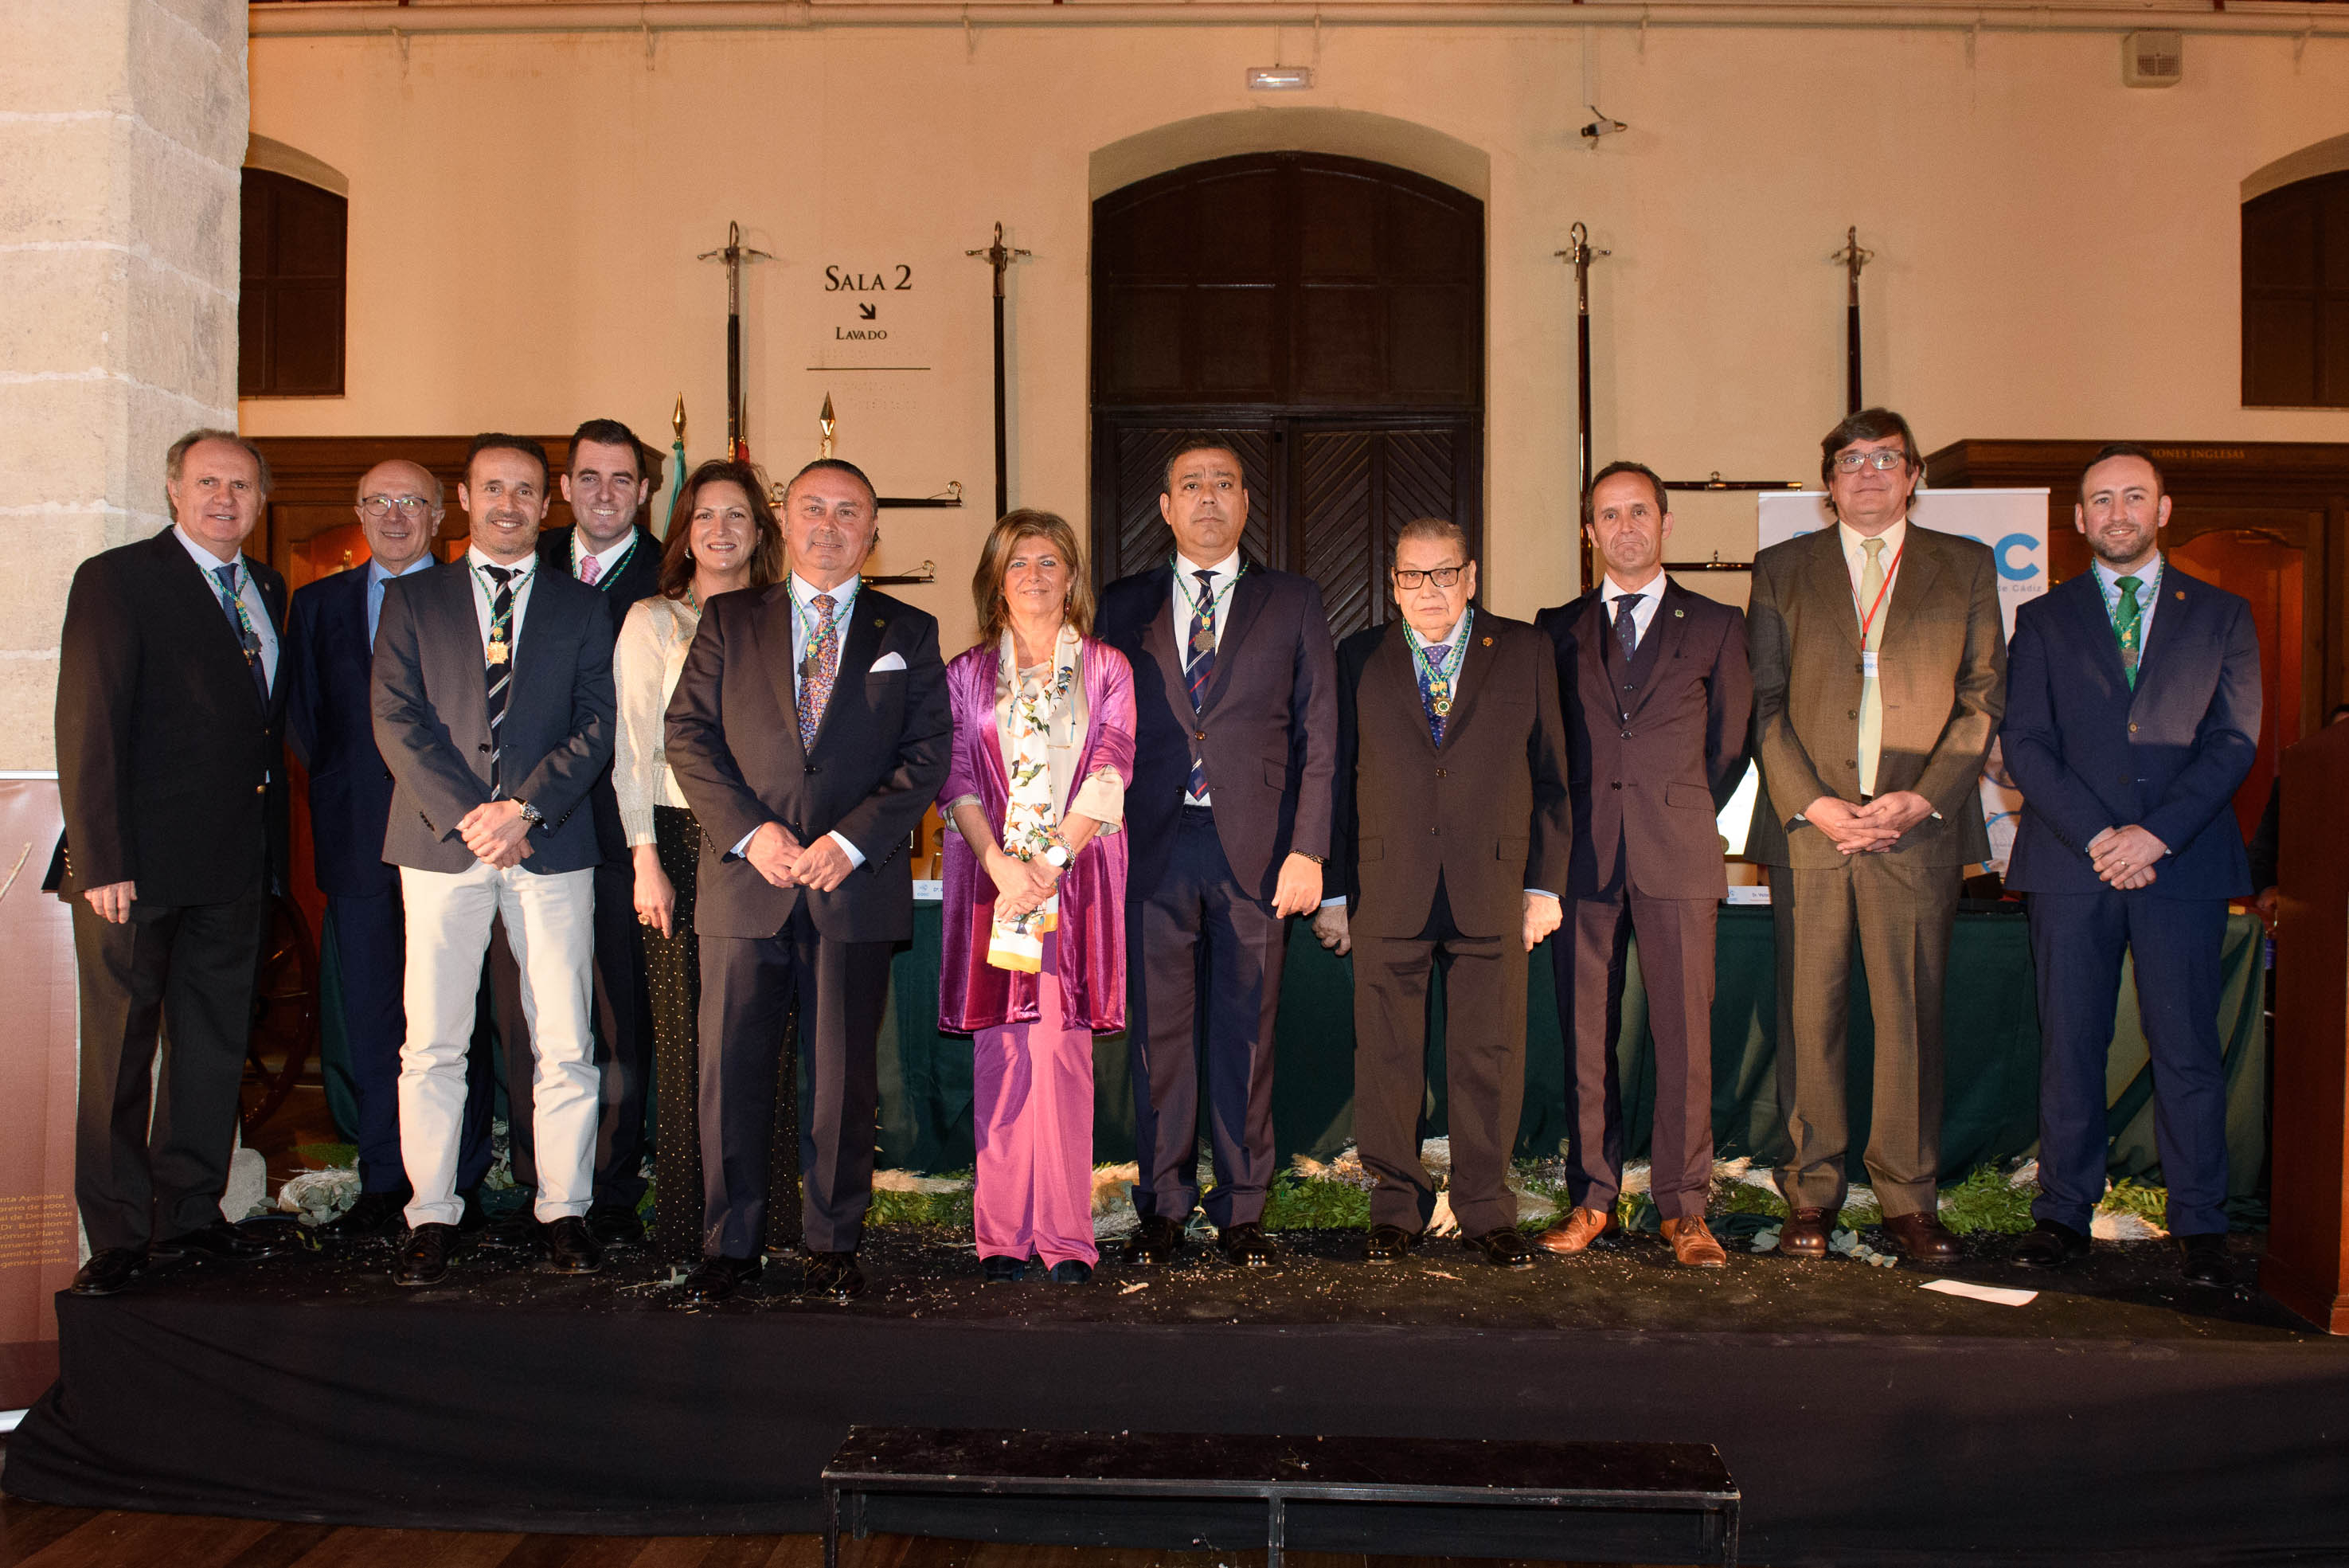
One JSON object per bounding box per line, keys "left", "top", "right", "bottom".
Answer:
{"left": 117, "top": 1208, "right": 2316, "bottom": 1349}
{"left": 0, "top": 1490, "right": 1667, "bottom": 1568}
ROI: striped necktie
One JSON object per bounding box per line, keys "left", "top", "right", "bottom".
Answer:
{"left": 482, "top": 565, "right": 515, "bottom": 798}
{"left": 1184, "top": 569, "right": 1216, "bottom": 796}
{"left": 212, "top": 562, "right": 268, "bottom": 705}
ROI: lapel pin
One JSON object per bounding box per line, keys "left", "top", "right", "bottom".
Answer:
{"left": 1674, "top": 608, "right": 1686, "bottom": 618}
{"left": 1481, "top": 635, "right": 1494, "bottom": 646}
{"left": 2174, "top": 591, "right": 2184, "bottom": 601}
{"left": 874, "top": 617, "right": 885, "bottom": 628}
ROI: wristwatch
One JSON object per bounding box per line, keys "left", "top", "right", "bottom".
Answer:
{"left": 515, "top": 800, "right": 545, "bottom": 829}
{"left": 1042, "top": 837, "right": 1072, "bottom": 870}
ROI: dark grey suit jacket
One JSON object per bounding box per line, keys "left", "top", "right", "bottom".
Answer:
{"left": 1746, "top": 522, "right": 2007, "bottom": 869}
{"left": 1538, "top": 580, "right": 1752, "bottom": 900}
{"left": 370, "top": 559, "right": 616, "bottom": 875}
{"left": 1331, "top": 613, "right": 1572, "bottom": 940}
{"left": 1096, "top": 562, "right": 1339, "bottom": 902}
{"left": 664, "top": 579, "right": 950, "bottom": 944}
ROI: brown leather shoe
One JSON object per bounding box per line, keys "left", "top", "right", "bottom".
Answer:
{"left": 1661, "top": 1215, "right": 1729, "bottom": 1268}
{"left": 1777, "top": 1207, "right": 1832, "bottom": 1259}
{"left": 1880, "top": 1210, "right": 1960, "bottom": 1266}
{"left": 1534, "top": 1206, "right": 1616, "bottom": 1255}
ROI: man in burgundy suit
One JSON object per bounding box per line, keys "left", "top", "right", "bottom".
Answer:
{"left": 1096, "top": 439, "right": 1339, "bottom": 1269}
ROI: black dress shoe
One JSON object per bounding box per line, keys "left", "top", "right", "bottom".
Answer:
{"left": 393, "top": 1223, "right": 459, "bottom": 1286}
{"left": 321, "top": 1190, "right": 408, "bottom": 1241}
{"left": 1363, "top": 1224, "right": 1418, "bottom": 1265}
{"left": 585, "top": 1202, "right": 646, "bottom": 1246}
{"left": 679, "top": 1253, "right": 762, "bottom": 1303}
{"left": 982, "top": 1254, "right": 1027, "bottom": 1283}
{"left": 1461, "top": 1227, "right": 1538, "bottom": 1269}
{"left": 1122, "top": 1216, "right": 1186, "bottom": 1267}
{"left": 803, "top": 1250, "right": 866, "bottom": 1301}
{"left": 1049, "top": 1260, "right": 1093, "bottom": 1285}
{"left": 2014, "top": 1219, "right": 2092, "bottom": 1270}
{"left": 541, "top": 1215, "right": 604, "bottom": 1275}
{"left": 458, "top": 1187, "right": 489, "bottom": 1234}
{"left": 71, "top": 1248, "right": 147, "bottom": 1296}
{"left": 162, "top": 1218, "right": 286, "bottom": 1261}
{"left": 2178, "top": 1231, "right": 2232, "bottom": 1288}
{"left": 1217, "top": 1222, "right": 1277, "bottom": 1268}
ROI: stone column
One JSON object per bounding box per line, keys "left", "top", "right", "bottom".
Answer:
{"left": 0, "top": 0, "right": 246, "bottom": 769}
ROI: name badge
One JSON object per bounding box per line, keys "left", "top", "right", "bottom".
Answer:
{"left": 1861, "top": 651, "right": 1880, "bottom": 680}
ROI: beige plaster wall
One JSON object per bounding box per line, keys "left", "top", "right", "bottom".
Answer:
{"left": 242, "top": 19, "right": 2349, "bottom": 651}
{"left": 2, "top": 0, "right": 247, "bottom": 768}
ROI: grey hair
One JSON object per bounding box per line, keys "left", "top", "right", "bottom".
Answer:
{"left": 1394, "top": 516, "right": 1471, "bottom": 557}
{"left": 165, "top": 428, "right": 272, "bottom": 512}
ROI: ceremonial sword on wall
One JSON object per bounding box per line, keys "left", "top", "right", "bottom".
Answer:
{"left": 1558, "top": 222, "right": 1608, "bottom": 594}
{"left": 1832, "top": 226, "right": 1874, "bottom": 416}
{"left": 698, "top": 221, "right": 772, "bottom": 461}
{"left": 966, "top": 221, "right": 1031, "bottom": 521}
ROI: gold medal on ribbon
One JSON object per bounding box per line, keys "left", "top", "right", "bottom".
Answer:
{"left": 487, "top": 639, "right": 509, "bottom": 665}
{"left": 1429, "top": 679, "right": 1452, "bottom": 718}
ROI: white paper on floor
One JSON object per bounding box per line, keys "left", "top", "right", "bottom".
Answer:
{"left": 1922, "top": 1279, "right": 2038, "bottom": 1307}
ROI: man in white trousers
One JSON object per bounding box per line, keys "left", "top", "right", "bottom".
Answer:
{"left": 373, "top": 432, "right": 618, "bottom": 1286}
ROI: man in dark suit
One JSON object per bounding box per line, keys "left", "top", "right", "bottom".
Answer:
{"left": 373, "top": 433, "right": 616, "bottom": 1287}
{"left": 1096, "top": 439, "right": 1339, "bottom": 1269}
{"left": 56, "top": 429, "right": 294, "bottom": 1295}
{"left": 1312, "top": 519, "right": 1570, "bottom": 1268}
{"left": 1747, "top": 408, "right": 2006, "bottom": 1265}
{"left": 1533, "top": 463, "right": 1751, "bottom": 1268}
{"left": 285, "top": 458, "right": 494, "bottom": 1238}
{"left": 530, "top": 416, "right": 664, "bottom": 1245}
{"left": 665, "top": 458, "right": 950, "bottom": 1303}
{"left": 2001, "top": 444, "right": 2260, "bottom": 1286}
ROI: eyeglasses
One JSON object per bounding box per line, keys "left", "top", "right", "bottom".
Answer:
{"left": 1392, "top": 565, "right": 1467, "bottom": 589}
{"left": 1832, "top": 449, "right": 1910, "bottom": 474}
{"left": 360, "top": 495, "right": 433, "bottom": 518}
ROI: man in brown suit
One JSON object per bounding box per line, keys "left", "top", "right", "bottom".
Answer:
{"left": 1534, "top": 463, "right": 1752, "bottom": 1268}
{"left": 1747, "top": 409, "right": 2006, "bottom": 1265}
{"left": 1314, "top": 518, "right": 1572, "bottom": 1268}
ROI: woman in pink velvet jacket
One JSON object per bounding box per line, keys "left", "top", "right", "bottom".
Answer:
{"left": 939, "top": 510, "right": 1135, "bottom": 1284}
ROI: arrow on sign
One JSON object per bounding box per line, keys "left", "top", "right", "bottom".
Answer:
{"left": 858, "top": 303, "right": 877, "bottom": 321}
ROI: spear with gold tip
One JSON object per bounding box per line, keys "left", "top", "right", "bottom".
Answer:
{"left": 662, "top": 395, "right": 688, "bottom": 538}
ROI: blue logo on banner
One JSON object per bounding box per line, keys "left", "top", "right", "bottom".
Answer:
{"left": 1995, "top": 533, "right": 2040, "bottom": 581}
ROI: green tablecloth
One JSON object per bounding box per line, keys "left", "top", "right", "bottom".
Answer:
{"left": 877, "top": 904, "right": 2267, "bottom": 1194}
{"left": 316, "top": 903, "right": 2265, "bottom": 1195}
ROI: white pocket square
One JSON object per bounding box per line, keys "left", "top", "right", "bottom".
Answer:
{"left": 868, "top": 651, "right": 908, "bottom": 674}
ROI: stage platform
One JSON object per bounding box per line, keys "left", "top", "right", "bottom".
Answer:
{"left": 3, "top": 1225, "right": 2345, "bottom": 1567}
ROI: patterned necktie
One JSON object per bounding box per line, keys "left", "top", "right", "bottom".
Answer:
{"left": 1612, "top": 592, "right": 1640, "bottom": 662}
{"left": 2112, "top": 576, "right": 2144, "bottom": 690}
{"left": 213, "top": 562, "right": 268, "bottom": 705}
{"left": 481, "top": 565, "right": 515, "bottom": 798}
{"left": 578, "top": 553, "right": 603, "bottom": 587}
{"left": 799, "top": 592, "right": 838, "bottom": 751}
{"left": 1856, "top": 537, "right": 1886, "bottom": 797}
{"left": 1184, "top": 568, "right": 1217, "bottom": 796}
{"left": 1418, "top": 643, "right": 1454, "bottom": 746}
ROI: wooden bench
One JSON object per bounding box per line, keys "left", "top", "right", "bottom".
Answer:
{"left": 821, "top": 1425, "right": 1740, "bottom": 1567}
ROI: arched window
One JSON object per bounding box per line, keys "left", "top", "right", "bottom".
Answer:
{"left": 2242, "top": 170, "right": 2349, "bottom": 408}
{"left": 239, "top": 168, "right": 346, "bottom": 397}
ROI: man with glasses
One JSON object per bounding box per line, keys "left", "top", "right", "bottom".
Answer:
{"left": 1098, "top": 439, "right": 1338, "bottom": 1269}
{"left": 1747, "top": 409, "right": 2006, "bottom": 1265}
{"left": 56, "top": 430, "right": 294, "bottom": 1294}
{"left": 286, "top": 459, "right": 497, "bottom": 1238}
{"left": 1312, "top": 518, "right": 1569, "bottom": 1267}
{"left": 1533, "top": 463, "right": 1751, "bottom": 1268}
{"left": 374, "top": 434, "right": 616, "bottom": 1286}
{"left": 523, "top": 417, "right": 664, "bottom": 1246}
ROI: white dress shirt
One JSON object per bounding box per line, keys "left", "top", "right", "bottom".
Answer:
{"left": 732, "top": 572, "right": 866, "bottom": 869}
{"left": 465, "top": 544, "right": 537, "bottom": 651}
{"left": 175, "top": 525, "right": 278, "bottom": 692}
{"left": 1601, "top": 566, "right": 1667, "bottom": 650}
{"left": 1172, "top": 549, "right": 1241, "bottom": 806}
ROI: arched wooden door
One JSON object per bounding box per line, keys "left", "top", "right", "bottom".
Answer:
{"left": 1089, "top": 152, "right": 1484, "bottom": 639}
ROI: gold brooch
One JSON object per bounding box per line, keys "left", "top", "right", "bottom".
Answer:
{"left": 1481, "top": 636, "right": 1494, "bottom": 646}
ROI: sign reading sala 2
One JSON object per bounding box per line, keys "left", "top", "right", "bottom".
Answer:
{"left": 827, "top": 264, "right": 909, "bottom": 339}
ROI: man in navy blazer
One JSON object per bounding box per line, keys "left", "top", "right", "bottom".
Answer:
{"left": 1096, "top": 439, "right": 1338, "bottom": 1269}
{"left": 284, "top": 458, "right": 492, "bottom": 1238}
{"left": 2001, "top": 444, "right": 2260, "bottom": 1286}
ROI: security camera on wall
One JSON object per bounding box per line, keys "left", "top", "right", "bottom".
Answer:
{"left": 1581, "top": 106, "right": 1628, "bottom": 146}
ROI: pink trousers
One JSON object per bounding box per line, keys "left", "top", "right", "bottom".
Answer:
{"left": 971, "top": 933, "right": 1100, "bottom": 1267}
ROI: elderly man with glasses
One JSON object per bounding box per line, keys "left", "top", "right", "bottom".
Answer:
{"left": 1313, "top": 518, "right": 1571, "bottom": 1268}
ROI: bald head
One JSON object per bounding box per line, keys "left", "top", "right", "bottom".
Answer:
{"left": 355, "top": 459, "right": 444, "bottom": 574}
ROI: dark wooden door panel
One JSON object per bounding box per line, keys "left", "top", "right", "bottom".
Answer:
{"left": 1296, "top": 430, "right": 1375, "bottom": 637}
